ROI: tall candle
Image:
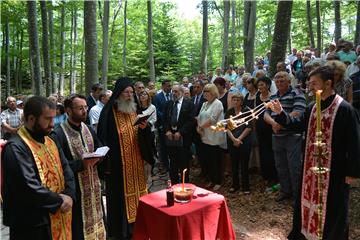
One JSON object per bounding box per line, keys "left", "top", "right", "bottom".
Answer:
{"left": 316, "top": 90, "right": 322, "bottom": 133}
{"left": 182, "top": 168, "right": 187, "bottom": 191}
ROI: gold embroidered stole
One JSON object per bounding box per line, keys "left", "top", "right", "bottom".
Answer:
{"left": 60, "top": 121, "right": 106, "bottom": 240}
{"left": 113, "top": 108, "right": 147, "bottom": 223}
{"left": 301, "top": 95, "right": 343, "bottom": 240}
{"left": 18, "top": 126, "right": 72, "bottom": 240}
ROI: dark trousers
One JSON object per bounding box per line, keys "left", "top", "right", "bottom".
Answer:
{"left": 202, "top": 144, "right": 222, "bottom": 185}
{"left": 229, "top": 141, "right": 251, "bottom": 191}
{"left": 157, "top": 127, "right": 169, "bottom": 170}
{"left": 258, "top": 132, "right": 278, "bottom": 183}
{"left": 10, "top": 225, "right": 52, "bottom": 240}
{"left": 168, "top": 146, "right": 191, "bottom": 184}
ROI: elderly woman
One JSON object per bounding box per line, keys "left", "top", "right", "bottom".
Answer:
{"left": 197, "top": 83, "right": 225, "bottom": 191}
{"left": 225, "top": 93, "right": 252, "bottom": 193}
{"left": 325, "top": 60, "right": 353, "bottom": 103}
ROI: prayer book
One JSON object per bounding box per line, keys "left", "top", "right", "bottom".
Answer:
{"left": 82, "top": 146, "right": 110, "bottom": 159}
{"left": 133, "top": 110, "right": 155, "bottom": 126}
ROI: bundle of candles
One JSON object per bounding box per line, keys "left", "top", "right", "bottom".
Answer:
{"left": 173, "top": 169, "right": 196, "bottom": 203}
{"left": 211, "top": 102, "right": 271, "bottom": 132}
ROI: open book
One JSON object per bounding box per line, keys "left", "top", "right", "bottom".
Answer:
{"left": 82, "top": 146, "right": 110, "bottom": 159}
{"left": 133, "top": 110, "right": 155, "bottom": 126}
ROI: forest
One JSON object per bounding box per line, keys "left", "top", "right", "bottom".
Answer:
{"left": 1, "top": 0, "right": 359, "bottom": 98}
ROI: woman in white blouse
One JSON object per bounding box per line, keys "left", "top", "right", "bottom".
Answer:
{"left": 197, "top": 83, "right": 225, "bottom": 191}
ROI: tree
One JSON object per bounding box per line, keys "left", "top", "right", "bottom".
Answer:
{"left": 200, "top": 0, "right": 208, "bottom": 74}
{"left": 84, "top": 0, "right": 99, "bottom": 95}
{"left": 14, "top": 30, "right": 24, "bottom": 93}
{"left": 147, "top": 0, "right": 155, "bottom": 82}
{"left": 243, "top": 0, "right": 256, "bottom": 73}
{"left": 123, "top": 0, "right": 127, "bottom": 76}
{"left": 40, "top": 0, "right": 52, "bottom": 96}
{"left": 101, "top": 0, "right": 109, "bottom": 89}
{"left": 355, "top": 0, "right": 360, "bottom": 47}
{"left": 221, "top": 0, "right": 230, "bottom": 70}
{"left": 269, "top": 0, "right": 293, "bottom": 78}
{"left": 27, "top": 0, "right": 42, "bottom": 96}
{"left": 48, "top": 0, "right": 57, "bottom": 93}
{"left": 229, "top": 0, "right": 236, "bottom": 66}
{"left": 59, "top": 1, "right": 66, "bottom": 95}
{"left": 306, "top": 0, "right": 315, "bottom": 48}
{"left": 334, "top": 0, "right": 341, "bottom": 44}
{"left": 316, "top": 0, "right": 321, "bottom": 56}
{"left": 5, "top": 18, "right": 10, "bottom": 97}
{"left": 70, "top": 3, "right": 78, "bottom": 94}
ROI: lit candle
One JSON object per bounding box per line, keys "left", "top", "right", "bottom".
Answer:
{"left": 316, "top": 90, "right": 322, "bottom": 133}
{"left": 182, "top": 168, "right": 187, "bottom": 191}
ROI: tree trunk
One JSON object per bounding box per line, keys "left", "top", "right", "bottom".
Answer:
{"left": 269, "top": 0, "right": 293, "bottom": 78}
{"left": 221, "top": 0, "right": 230, "bottom": 70}
{"left": 200, "top": 0, "right": 208, "bottom": 74}
{"left": 27, "top": 1, "right": 42, "bottom": 96}
{"left": 316, "top": 0, "right": 321, "bottom": 56}
{"left": 15, "top": 30, "right": 24, "bottom": 93}
{"left": 48, "top": 1, "right": 57, "bottom": 93}
{"left": 334, "top": 0, "right": 341, "bottom": 44}
{"left": 5, "top": 18, "right": 10, "bottom": 97}
{"left": 70, "top": 5, "right": 77, "bottom": 94}
{"left": 288, "top": 23, "right": 292, "bottom": 54}
{"left": 229, "top": 0, "right": 236, "bottom": 66}
{"left": 101, "top": 0, "right": 110, "bottom": 89}
{"left": 306, "top": 0, "right": 315, "bottom": 48}
{"left": 59, "top": 1, "right": 66, "bottom": 95}
{"left": 84, "top": 0, "right": 99, "bottom": 95}
{"left": 40, "top": 0, "right": 52, "bottom": 96}
{"left": 147, "top": 0, "right": 156, "bottom": 82}
{"left": 80, "top": 36, "right": 85, "bottom": 94}
{"left": 354, "top": 0, "right": 360, "bottom": 47}
{"left": 243, "top": 0, "right": 256, "bottom": 73}
{"left": 123, "top": 0, "right": 127, "bottom": 76}
{"left": 109, "top": 1, "right": 122, "bottom": 52}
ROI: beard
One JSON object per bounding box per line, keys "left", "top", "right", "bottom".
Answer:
{"left": 33, "top": 119, "right": 53, "bottom": 136}
{"left": 115, "top": 96, "right": 137, "bottom": 114}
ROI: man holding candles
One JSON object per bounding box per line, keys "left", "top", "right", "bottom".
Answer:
{"left": 270, "top": 66, "right": 360, "bottom": 240}
{"left": 164, "top": 84, "right": 195, "bottom": 184}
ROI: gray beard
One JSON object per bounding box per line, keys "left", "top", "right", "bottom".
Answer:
{"left": 115, "top": 97, "right": 137, "bottom": 114}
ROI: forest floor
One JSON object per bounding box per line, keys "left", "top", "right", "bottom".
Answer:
{"left": 189, "top": 166, "right": 360, "bottom": 240}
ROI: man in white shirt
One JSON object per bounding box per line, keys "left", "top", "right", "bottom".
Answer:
{"left": 89, "top": 90, "right": 112, "bottom": 131}
{"left": 1, "top": 96, "right": 23, "bottom": 139}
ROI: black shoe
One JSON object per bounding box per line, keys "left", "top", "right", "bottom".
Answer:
{"left": 229, "top": 187, "right": 239, "bottom": 193}
{"left": 276, "top": 194, "right": 291, "bottom": 202}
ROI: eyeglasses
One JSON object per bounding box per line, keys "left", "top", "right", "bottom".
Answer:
{"left": 203, "top": 90, "right": 210, "bottom": 93}
{"left": 72, "top": 106, "right": 88, "bottom": 111}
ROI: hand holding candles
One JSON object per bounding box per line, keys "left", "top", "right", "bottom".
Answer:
{"left": 182, "top": 168, "right": 187, "bottom": 191}
{"left": 316, "top": 90, "right": 322, "bottom": 133}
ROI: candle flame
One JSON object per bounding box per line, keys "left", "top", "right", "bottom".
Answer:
{"left": 182, "top": 168, "right": 187, "bottom": 191}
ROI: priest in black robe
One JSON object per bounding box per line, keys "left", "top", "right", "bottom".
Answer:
{"left": 2, "top": 96, "right": 75, "bottom": 240}
{"left": 97, "top": 77, "right": 151, "bottom": 239}
{"left": 269, "top": 66, "right": 360, "bottom": 240}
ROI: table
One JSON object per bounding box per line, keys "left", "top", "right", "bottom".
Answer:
{"left": 133, "top": 186, "right": 235, "bottom": 240}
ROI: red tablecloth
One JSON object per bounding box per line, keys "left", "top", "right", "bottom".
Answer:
{"left": 133, "top": 186, "right": 235, "bottom": 240}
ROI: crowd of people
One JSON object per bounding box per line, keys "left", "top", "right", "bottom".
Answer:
{"left": 1, "top": 39, "right": 360, "bottom": 240}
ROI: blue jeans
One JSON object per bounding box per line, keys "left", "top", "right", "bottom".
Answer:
{"left": 272, "top": 134, "right": 303, "bottom": 199}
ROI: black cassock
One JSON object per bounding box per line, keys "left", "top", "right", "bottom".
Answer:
{"left": 275, "top": 94, "right": 360, "bottom": 240}
{"left": 2, "top": 129, "right": 75, "bottom": 240}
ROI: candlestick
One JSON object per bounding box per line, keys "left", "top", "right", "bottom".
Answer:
{"left": 316, "top": 90, "right": 322, "bottom": 133}
{"left": 182, "top": 168, "right": 187, "bottom": 191}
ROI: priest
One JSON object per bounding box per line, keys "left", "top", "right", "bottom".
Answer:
{"left": 97, "top": 77, "right": 151, "bottom": 239}
{"left": 270, "top": 66, "right": 360, "bottom": 240}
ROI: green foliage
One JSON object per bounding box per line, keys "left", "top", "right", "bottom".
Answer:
{"left": 1, "top": 0, "right": 359, "bottom": 96}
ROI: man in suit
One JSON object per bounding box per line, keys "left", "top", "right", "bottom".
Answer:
{"left": 134, "top": 81, "right": 145, "bottom": 108}
{"left": 86, "top": 83, "right": 103, "bottom": 124}
{"left": 164, "top": 85, "right": 195, "bottom": 184}
{"left": 153, "top": 80, "right": 172, "bottom": 173}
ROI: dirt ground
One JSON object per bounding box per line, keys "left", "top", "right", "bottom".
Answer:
{"left": 191, "top": 167, "right": 360, "bottom": 240}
